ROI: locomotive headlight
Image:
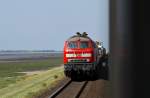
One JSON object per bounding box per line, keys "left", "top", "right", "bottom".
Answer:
{"left": 86, "top": 59, "right": 90, "bottom": 62}
{"left": 67, "top": 59, "right": 72, "bottom": 62}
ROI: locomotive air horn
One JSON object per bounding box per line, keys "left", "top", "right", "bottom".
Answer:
{"left": 82, "top": 32, "right": 88, "bottom": 37}
{"left": 76, "top": 32, "right": 81, "bottom": 36}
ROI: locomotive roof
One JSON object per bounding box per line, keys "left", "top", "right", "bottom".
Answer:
{"left": 67, "top": 35, "right": 93, "bottom": 42}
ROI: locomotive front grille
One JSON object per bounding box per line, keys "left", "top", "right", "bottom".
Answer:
{"left": 68, "top": 59, "right": 88, "bottom": 63}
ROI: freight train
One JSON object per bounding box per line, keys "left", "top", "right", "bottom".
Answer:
{"left": 63, "top": 32, "right": 106, "bottom": 79}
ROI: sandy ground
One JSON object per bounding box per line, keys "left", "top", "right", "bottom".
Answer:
{"left": 16, "top": 70, "right": 48, "bottom": 75}
{"left": 19, "top": 64, "right": 64, "bottom": 75}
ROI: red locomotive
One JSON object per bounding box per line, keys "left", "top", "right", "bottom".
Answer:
{"left": 63, "top": 32, "right": 105, "bottom": 79}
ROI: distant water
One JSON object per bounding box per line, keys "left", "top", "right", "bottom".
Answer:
{"left": 0, "top": 51, "right": 63, "bottom": 60}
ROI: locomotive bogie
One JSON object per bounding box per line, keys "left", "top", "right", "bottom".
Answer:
{"left": 64, "top": 62, "right": 97, "bottom": 72}
{"left": 64, "top": 64, "right": 98, "bottom": 79}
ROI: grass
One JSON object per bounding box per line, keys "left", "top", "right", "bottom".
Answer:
{"left": 0, "top": 66, "right": 64, "bottom": 98}
{"left": 0, "top": 57, "right": 63, "bottom": 89}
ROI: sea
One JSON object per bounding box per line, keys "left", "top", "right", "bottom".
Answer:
{"left": 0, "top": 51, "right": 63, "bottom": 60}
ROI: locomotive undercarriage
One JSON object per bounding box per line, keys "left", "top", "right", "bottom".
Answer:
{"left": 64, "top": 62, "right": 100, "bottom": 79}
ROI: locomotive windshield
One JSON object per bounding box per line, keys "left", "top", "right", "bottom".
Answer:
{"left": 67, "top": 41, "right": 89, "bottom": 49}
{"left": 80, "top": 41, "right": 89, "bottom": 48}
{"left": 68, "top": 42, "right": 78, "bottom": 48}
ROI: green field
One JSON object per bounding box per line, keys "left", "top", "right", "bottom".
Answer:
{"left": 0, "top": 57, "right": 63, "bottom": 89}
{"left": 0, "top": 66, "right": 64, "bottom": 98}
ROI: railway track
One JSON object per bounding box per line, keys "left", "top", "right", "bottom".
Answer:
{"left": 42, "top": 64, "right": 109, "bottom": 98}
{"left": 48, "top": 79, "right": 88, "bottom": 98}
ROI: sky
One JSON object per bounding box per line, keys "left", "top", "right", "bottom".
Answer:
{"left": 0, "top": 0, "right": 109, "bottom": 51}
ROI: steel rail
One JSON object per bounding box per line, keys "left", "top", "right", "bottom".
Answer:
{"left": 48, "top": 79, "right": 72, "bottom": 98}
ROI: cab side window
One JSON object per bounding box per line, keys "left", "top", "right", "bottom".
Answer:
{"left": 93, "top": 42, "right": 97, "bottom": 48}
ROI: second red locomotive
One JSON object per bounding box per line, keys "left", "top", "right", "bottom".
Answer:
{"left": 63, "top": 32, "right": 104, "bottom": 79}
